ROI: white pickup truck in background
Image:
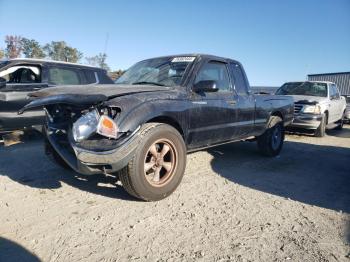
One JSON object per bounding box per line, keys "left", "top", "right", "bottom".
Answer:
{"left": 276, "top": 81, "right": 346, "bottom": 137}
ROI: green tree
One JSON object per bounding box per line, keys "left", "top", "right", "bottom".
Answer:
{"left": 0, "top": 49, "right": 5, "bottom": 59}
{"left": 85, "top": 53, "right": 110, "bottom": 71}
{"left": 21, "top": 38, "right": 45, "bottom": 58}
{"left": 43, "top": 41, "right": 83, "bottom": 63}
{"left": 4, "top": 35, "right": 23, "bottom": 58}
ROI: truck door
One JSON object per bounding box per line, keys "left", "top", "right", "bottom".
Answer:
{"left": 229, "top": 62, "right": 256, "bottom": 138}
{"left": 187, "top": 60, "right": 239, "bottom": 148}
{"left": 332, "top": 84, "right": 343, "bottom": 121}
{"left": 328, "top": 84, "right": 341, "bottom": 123}
{"left": 0, "top": 64, "right": 47, "bottom": 129}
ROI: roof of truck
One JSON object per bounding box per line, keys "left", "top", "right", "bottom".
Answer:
{"left": 140, "top": 53, "right": 241, "bottom": 64}
{"left": 1, "top": 58, "right": 103, "bottom": 70}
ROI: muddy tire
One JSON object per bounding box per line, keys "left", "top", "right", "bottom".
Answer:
{"left": 119, "top": 123, "right": 186, "bottom": 201}
{"left": 257, "top": 116, "right": 284, "bottom": 157}
{"left": 315, "top": 114, "right": 327, "bottom": 137}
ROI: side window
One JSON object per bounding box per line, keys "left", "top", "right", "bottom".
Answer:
{"left": 329, "top": 84, "right": 337, "bottom": 99}
{"left": 333, "top": 84, "right": 340, "bottom": 99}
{"left": 329, "top": 84, "right": 334, "bottom": 98}
{"left": 230, "top": 63, "right": 248, "bottom": 95}
{"left": 0, "top": 65, "right": 41, "bottom": 84}
{"left": 195, "top": 61, "right": 230, "bottom": 92}
{"left": 84, "top": 70, "right": 97, "bottom": 84}
{"left": 48, "top": 67, "right": 81, "bottom": 85}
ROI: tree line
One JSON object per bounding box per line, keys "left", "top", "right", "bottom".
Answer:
{"left": 0, "top": 35, "right": 124, "bottom": 80}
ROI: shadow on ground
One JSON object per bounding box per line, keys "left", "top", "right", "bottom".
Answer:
{"left": 0, "top": 237, "right": 41, "bottom": 262}
{"left": 286, "top": 124, "right": 350, "bottom": 138}
{"left": 209, "top": 140, "right": 350, "bottom": 213}
{"left": 0, "top": 136, "right": 136, "bottom": 201}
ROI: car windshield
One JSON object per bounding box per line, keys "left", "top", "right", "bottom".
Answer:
{"left": 115, "top": 56, "right": 195, "bottom": 87}
{"left": 276, "top": 82, "right": 328, "bottom": 97}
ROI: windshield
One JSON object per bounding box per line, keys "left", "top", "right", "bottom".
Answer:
{"left": 276, "top": 82, "right": 328, "bottom": 97}
{"left": 115, "top": 56, "right": 195, "bottom": 87}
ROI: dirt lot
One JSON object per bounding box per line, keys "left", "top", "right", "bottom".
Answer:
{"left": 0, "top": 126, "right": 349, "bottom": 262}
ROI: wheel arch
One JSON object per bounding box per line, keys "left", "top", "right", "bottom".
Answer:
{"left": 270, "top": 110, "right": 283, "bottom": 120}
{"left": 146, "top": 115, "right": 185, "bottom": 139}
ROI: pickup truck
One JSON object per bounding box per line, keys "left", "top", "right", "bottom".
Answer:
{"left": 276, "top": 81, "right": 347, "bottom": 137}
{"left": 20, "top": 54, "right": 294, "bottom": 201}
{"left": 0, "top": 58, "right": 113, "bottom": 132}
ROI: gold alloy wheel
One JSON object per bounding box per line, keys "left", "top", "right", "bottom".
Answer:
{"left": 143, "top": 138, "right": 177, "bottom": 187}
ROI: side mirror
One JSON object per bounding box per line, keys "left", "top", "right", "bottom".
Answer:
{"left": 193, "top": 80, "right": 218, "bottom": 93}
{"left": 0, "top": 77, "right": 6, "bottom": 88}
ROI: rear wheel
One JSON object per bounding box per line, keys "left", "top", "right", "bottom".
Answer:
{"left": 315, "top": 113, "right": 327, "bottom": 137}
{"left": 119, "top": 123, "right": 186, "bottom": 201}
{"left": 257, "top": 116, "right": 284, "bottom": 157}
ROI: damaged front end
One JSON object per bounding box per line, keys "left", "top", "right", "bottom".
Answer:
{"left": 20, "top": 94, "right": 142, "bottom": 175}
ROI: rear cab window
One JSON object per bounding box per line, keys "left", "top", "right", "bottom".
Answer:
{"left": 230, "top": 63, "right": 248, "bottom": 95}
{"left": 48, "top": 66, "right": 82, "bottom": 85}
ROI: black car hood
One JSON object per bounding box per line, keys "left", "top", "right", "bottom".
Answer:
{"left": 30, "top": 84, "right": 171, "bottom": 98}
{"left": 19, "top": 84, "right": 172, "bottom": 114}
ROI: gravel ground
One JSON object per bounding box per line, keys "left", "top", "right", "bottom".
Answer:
{"left": 0, "top": 126, "right": 349, "bottom": 262}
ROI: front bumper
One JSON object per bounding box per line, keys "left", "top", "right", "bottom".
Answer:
{"left": 289, "top": 113, "right": 323, "bottom": 129}
{"left": 46, "top": 127, "right": 141, "bottom": 175}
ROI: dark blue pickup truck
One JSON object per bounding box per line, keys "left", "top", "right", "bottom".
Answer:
{"left": 21, "top": 54, "right": 294, "bottom": 201}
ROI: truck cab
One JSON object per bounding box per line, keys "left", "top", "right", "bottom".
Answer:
{"left": 0, "top": 58, "right": 113, "bottom": 131}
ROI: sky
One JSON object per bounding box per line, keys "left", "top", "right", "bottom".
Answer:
{"left": 0, "top": 0, "right": 349, "bottom": 86}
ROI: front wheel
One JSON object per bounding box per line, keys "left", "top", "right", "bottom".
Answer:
{"left": 119, "top": 123, "right": 186, "bottom": 201}
{"left": 315, "top": 114, "right": 327, "bottom": 137}
{"left": 257, "top": 116, "right": 284, "bottom": 157}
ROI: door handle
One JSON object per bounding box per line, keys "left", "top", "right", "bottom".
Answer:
{"left": 227, "top": 100, "right": 237, "bottom": 106}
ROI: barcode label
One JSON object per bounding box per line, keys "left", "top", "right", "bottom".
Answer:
{"left": 171, "top": 57, "right": 196, "bottom": 63}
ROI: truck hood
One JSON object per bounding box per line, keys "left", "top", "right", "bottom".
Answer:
{"left": 288, "top": 95, "right": 328, "bottom": 105}
{"left": 19, "top": 84, "right": 172, "bottom": 114}
{"left": 29, "top": 84, "right": 171, "bottom": 98}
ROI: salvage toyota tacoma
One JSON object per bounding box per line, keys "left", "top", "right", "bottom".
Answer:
{"left": 20, "top": 54, "right": 294, "bottom": 201}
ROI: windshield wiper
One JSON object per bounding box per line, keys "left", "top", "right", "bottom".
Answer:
{"left": 132, "top": 81, "right": 165, "bottom": 86}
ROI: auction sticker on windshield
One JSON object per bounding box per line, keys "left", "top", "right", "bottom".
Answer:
{"left": 171, "top": 57, "right": 196, "bottom": 63}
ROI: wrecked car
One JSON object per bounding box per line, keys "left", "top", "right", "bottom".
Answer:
{"left": 20, "top": 54, "right": 294, "bottom": 201}
{"left": 0, "top": 58, "right": 113, "bottom": 132}
{"left": 276, "top": 81, "right": 347, "bottom": 137}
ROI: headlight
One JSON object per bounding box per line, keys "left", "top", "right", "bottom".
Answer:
{"left": 72, "top": 110, "right": 119, "bottom": 142}
{"left": 302, "top": 105, "right": 321, "bottom": 114}
{"left": 72, "top": 110, "right": 99, "bottom": 142}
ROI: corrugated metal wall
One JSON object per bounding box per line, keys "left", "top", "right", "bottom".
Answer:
{"left": 308, "top": 72, "right": 350, "bottom": 95}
